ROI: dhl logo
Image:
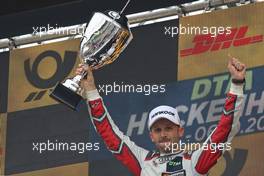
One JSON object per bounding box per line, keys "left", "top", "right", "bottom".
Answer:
{"left": 180, "top": 26, "right": 263, "bottom": 57}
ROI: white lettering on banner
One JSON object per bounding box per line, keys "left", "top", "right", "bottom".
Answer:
{"left": 206, "top": 98, "right": 226, "bottom": 123}
{"left": 184, "top": 92, "right": 264, "bottom": 127}
{"left": 126, "top": 112, "right": 148, "bottom": 136}
{"left": 240, "top": 94, "right": 248, "bottom": 119}
{"left": 245, "top": 91, "right": 264, "bottom": 116}
{"left": 186, "top": 102, "right": 208, "bottom": 126}
{"left": 175, "top": 105, "right": 189, "bottom": 126}
{"left": 125, "top": 91, "right": 264, "bottom": 141}
{"left": 123, "top": 69, "right": 262, "bottom": 140}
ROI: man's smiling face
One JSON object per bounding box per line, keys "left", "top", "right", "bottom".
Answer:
{"left": 149, "top": 118, "right": 184, "bottom": 153}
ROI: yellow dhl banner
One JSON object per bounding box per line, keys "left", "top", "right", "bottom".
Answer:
{"left": 8, "top": 39, "right": 81, "bottom": 112}
{"left": 178, "top": 2, "right": 264, "bottom": 80}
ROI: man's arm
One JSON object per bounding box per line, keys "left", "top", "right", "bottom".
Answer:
{"left": 191, "top": 57, "right": 246, "bottom": 175}
{"left": 76, "top": 65, "right": 148, "bottom": 176}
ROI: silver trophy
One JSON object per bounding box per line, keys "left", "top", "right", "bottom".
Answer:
{"left": 49, "top": 10, "right": 133, "bottom": 110}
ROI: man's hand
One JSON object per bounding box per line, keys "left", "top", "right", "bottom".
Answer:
{"left": 75, "top": 64, "right": 97, "bottom": 91}
{"left": 227, "top": 56, "right": 246, "bottom": 81}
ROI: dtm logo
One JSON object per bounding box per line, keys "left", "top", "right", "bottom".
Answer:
{"left": 24, "top": 50, "right": 77, "bottom": 102}
{"left": 180, "top": 26, "right": 263, "bottom": 57}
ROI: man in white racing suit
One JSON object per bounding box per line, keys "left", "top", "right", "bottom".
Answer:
{"left": 75, "top": 57, "right": 246, "bottom": 176}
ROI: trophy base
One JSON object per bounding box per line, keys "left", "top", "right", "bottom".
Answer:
{"left": 49, "top": 83, "right": 83, "bottom": 111}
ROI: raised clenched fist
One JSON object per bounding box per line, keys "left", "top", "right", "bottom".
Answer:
{"left": 227, "top": 56, "right": 246, "bottom": 82}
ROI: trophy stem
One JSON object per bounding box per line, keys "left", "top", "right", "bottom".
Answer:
{"left": 72, "top": 70, "right": 87, "bottom": 83}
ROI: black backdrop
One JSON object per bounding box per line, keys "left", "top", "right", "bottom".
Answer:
{"left": 0, "top": 0, "right": 196, "bottom": 38}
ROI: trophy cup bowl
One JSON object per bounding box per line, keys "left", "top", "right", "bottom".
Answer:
{"left": 49, "top": 10, "right": 133, "bottom": 110}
